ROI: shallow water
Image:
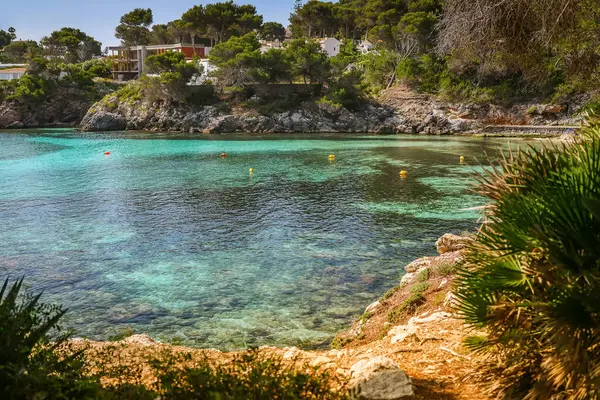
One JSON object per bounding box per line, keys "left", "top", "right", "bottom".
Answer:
{"left": 0, "top": 130, "right": 532, "bottom": 349}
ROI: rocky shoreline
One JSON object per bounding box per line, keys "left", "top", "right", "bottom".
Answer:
{"left": 79, "top": 88, "right": 584, "bottom": 136}
{"left": 0, "top": 83, "right": 585, "bottom": 137}
{"left": 73, "top": 233, "right": 484, "bottom": 399}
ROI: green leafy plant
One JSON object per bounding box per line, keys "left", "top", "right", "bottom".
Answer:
{"left": 456, "top": 120, "right": 600, "bottom": 399}
{"left": 387, "top": 281, "right": 430, "bottom": 323}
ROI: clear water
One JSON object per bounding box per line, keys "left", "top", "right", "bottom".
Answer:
{"left": 0, "top": 130, "right": 530, "bottom": 349}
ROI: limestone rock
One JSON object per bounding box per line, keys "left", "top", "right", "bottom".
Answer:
{"left": 400, "top": 266, "right": 428, "bottom": 286}
{"left": 350, "top": 357, "right": 413, "bottom": 399}
{"left": 408, "top": 311, "right": 451, "bottom": 325}
{"left": 309, "top": 356, "right": 333, "bottom": 368}
{"left": 435, "top": 234, "right": 473, "bottom": 254}
{"left": 282, "top": 347, "right": 302, "bottom": 360}
{"left": 121, "top": 334, "right": 156, "bottom": 346}
{"left": 80, "top": 111, "right": 126, "bottom": 131}
{"left": 387, "top": 324, "right": 418, "bottom": 344}
{"left": 365, "top": 300, "right": 381, "bottom": 313}
{"left": 404, "top": 257, "right": 432, "bottom": 273}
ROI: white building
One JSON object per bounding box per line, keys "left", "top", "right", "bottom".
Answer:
{"left": 357, "top": 40, "right": 374, "bottom": 54}
{"left": 320, "top": 38, "right": 340, "bottom": 58}
{"left": 259, "top": 40, "right": 283, "bottom": 54}
{"left": 0, "top": 65, "right": 26, "bottom": 80}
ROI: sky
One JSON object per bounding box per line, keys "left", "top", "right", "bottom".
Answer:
{"left": 1, "top": 0, "right": 296, "bottom": 49}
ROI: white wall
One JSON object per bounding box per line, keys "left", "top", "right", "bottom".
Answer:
{"left": 0, "top": 72, "right": 24, "bottom": 80}
{"left": 321, "top": 38, "right": 340, "bottom": 58}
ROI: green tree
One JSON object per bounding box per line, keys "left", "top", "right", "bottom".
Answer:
{"left": 285, "top": 38, "right": 330, "bottom": 84}
{"left": 40, "top": 27, "right": 102, "bottom": 63}
{"left": 1, "top": 40, "right": 40, "bottom": 63}
{"left": 0, "top": 27, "right": 16, "bottom": 48}
{"left": 258, "top": 22, "right": 286, "bottom": 42}
{"left": 234, "top": 4, "right": 263, "bottom": 35}
{"left": 145, "top": 51, "right": 199, "bottom": 81}
{"left": 209, "top": 33, "right": 262, "bottom": 88}
{"left": 260, "top": 49, "right": 292, "bottom": 83}
{"left": 181, "top": 5, "right": 206, "bottom": 55}
{"left": 115, "top": 8, "right": 154, "bottom": 46}
{"left": 205, "top": 1, "right": 238, "bottom": 45}
{"left": 150, "top": 24, "right": 173, "bottom": 45}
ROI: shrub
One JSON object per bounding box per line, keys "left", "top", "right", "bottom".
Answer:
{"left": 146, "top": 349, "right": 347, "bottom": 399}
{"left": 0, "top": 277, "right": 105, "bottom": 399}
{"left": 456, "top": 121, "right": 600, "bottom": 399}
{"left": 387, "top": 281, "right": 430, "bottom": 323}
{"left": 5, "top": 75, "right": 56, "bottom": 103}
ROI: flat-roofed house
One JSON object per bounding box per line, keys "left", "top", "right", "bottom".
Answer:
{"left": 0, "top": 66, "right": 27, "bottom": 80}
{"left": 109, "top": 43, "right": 211, "bottom": 81}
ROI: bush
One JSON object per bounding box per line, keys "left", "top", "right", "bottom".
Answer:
{"left": 0, "top": 277, "right": 105, "bottom": 399}
{"left": 456, "top": 121, "right": 600, "bottom": 399}
{"left": 387, "top": 281, "right": 430, "bottom": 323}
{"left": 5, "top": 75, "right": 56, "bottom": 103}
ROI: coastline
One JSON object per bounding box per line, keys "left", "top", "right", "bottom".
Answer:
{"left": 70, "top": 233, "right": 487, "bottom": 399}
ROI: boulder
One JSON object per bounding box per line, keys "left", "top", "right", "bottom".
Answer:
{"left": 80, "top": 111, "right": 126, "bottom": 131}
{"left": 435, "top": 234, "right": 473, "bottom": 254}
{"left": 350, "top": 357, "right": 413, "bottom": 399}
{"left": 365, "top": 300, "right": 381, "bottom": 313}
{"left": 404, "top": 257, "right": 432, "bottom": 273}
{"left": 121, "top": 334, "right": 156, "bottom": 346}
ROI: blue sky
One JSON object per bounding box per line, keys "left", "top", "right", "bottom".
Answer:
{"left": 2, "top": 0, "right": 296, "bottom": 48}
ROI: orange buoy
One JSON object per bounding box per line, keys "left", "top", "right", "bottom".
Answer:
{"left": 220, "top": 153, "right": 228, "bottom": 158}
{"left": 104, "top": 151, "right": 111, "bottom": 155}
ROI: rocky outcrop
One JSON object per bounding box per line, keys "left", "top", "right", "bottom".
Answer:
{"left": 0, "top": 84, "right": 116, "bottom": 129}
{"left": 435, "top": 234, "right": 474, "bottom": 254}
{"left": 80, "top": 95, "right": 408, "bottom": 134}
{"left": 350, "top": 357, "right": 413, "bottom": 399}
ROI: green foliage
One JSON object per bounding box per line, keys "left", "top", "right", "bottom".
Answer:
{"left": 260, "top": 49, "right": 292, "bottom": 83}
{"left": 0, "top": 277, "right": 105, "bottom": 399}
{"left": 40, "top": 27, "right": 102, "bottom": 63}
{"left": 259, "top": 22, "right": 286, "bottom": 42}
{"left": 415, "top": 267, "right": 430, "bottom": 282}
{"left": 0, "top": 27, "right": 17, "bottom": 48}
{"left": 286, "top": 38, "right": 330, "bottom": 85}
{"left": 387, "top": 281, "right": 430, "bottom": 322}
{"left": 80, "top": 58, "right": 113, "bottom": 79}
{"left": 145, "top": 51, "right": 199, "bottom": 82}
{"left": 431, "top": 261, "right": 457, "bottom": 277}
{"left": 456, "top": 122, "right": 600, "bottom": 399}
{"left": 209, "top": 33, "right": 262, "bottom": 88}
{"left": 115, "top": 8, "right": 154, "bottom": 46}
{"left": 1, "top": 40, "right": 40, "bottom": 63}
{"left": 5, "top": 75, "right": 56, "bottom": 103}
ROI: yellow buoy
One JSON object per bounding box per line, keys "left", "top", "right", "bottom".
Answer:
{"left": 249, "top": 168, "right": 254, "bottom": 173}
{"left": 460, "top": 156, "right": 465, "bottom": 163}
{"left": 328, "top": 154, "right": 336, "bottom": 160}
{"left": 399, "top": 170, "right": 408, "bottom": 176}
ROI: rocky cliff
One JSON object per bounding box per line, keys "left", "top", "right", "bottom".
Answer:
{"left": 79, "top": 85, "right": 585, "bottom": 135}
{"left": 0, "top": 81, "right": 119, "bottom": 130}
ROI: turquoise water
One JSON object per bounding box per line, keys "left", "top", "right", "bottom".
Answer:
{"left": 0, "top": 130, "right": 529, "bottom": 349}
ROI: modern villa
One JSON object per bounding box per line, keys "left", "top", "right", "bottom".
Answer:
{"left": 108, "top": 43, "right": 211, "bottom": 81}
